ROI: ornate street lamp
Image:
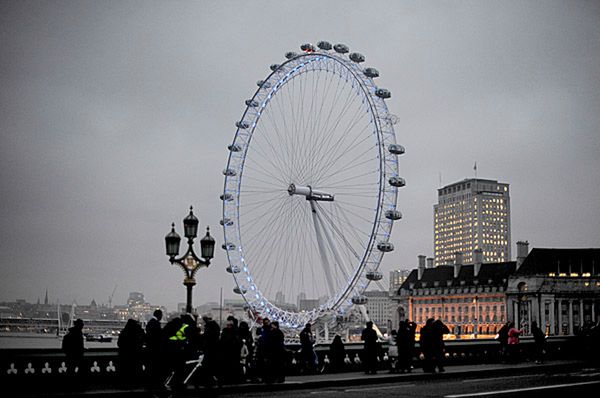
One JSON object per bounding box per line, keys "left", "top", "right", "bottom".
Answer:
{"left": 165, "top": 206, "right": 215, "bottom": 314}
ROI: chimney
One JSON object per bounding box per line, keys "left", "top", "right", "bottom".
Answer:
{"left": 516, "top": 240, "right": 529, "bottom": 269}
{"left": 454, "top": 252, "right": 463, "bottom": 278}
{"left": 473, "top": 248, "right": 483, "bottom": 277}
{"left": 418, "top": 255, "right": 426, "bottom": 280}
{"left": 426, "top": 257, "right": 434, "bottom": 269}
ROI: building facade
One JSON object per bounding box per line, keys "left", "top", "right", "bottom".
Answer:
{"left": 389, "top": 269, "right": 412, "bottom": 296}
{"left": 395, "top": 252, "right": 512, "bottom": 337}
{"left": 393, "top": 244, "right": 600, "bottom": 338}
{"left": 506, "top": 246, "right": 600, "bottom": 335}
{"left": 434, "top": 178, "right": 511, "bottom": 266}
{"left": 363, "top": 290, "right": 392, "bottom": 330}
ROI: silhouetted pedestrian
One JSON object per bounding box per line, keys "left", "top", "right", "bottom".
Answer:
{"left": 387, "top": 329, "right": 399, "bottom": 373}
{"left": 145, "top": 309, "right": 164, "bottom": 389}
{"left": 299, "top": 322, "right": 317, "bottom": 374}
{"left": 397, "top": 320, "right": 414, "bottom": 373}
{"left": 219, "top": 317, "right": 243, "bottom": 384}
{"left": 431, "top": 319, "right": 449, "bottom": 372}
{"left": 264, "top": 321, "right": 286, "bottom": 384}
{"left": 329, "top": 334, "right": 346, "bottom": 373}
{"left": 201, "top": 317, "right": 220, "bottom": 387}
{"left": 118, "top": 318, "right": 145, "bottom": 382}
{"left": 531, "top": 321, "right": 546, "bottom": 364}
{"left": 256, "top": 318, "right": 270, "bottom": 382}
{"left": 419, "top": 318, "right": 435, "bottom": 373}
{"left": 61, "top": 318, "right": 85, "bottom": 377}
{"left": 361, "top": 321, "right": 378, "bottom": 374}
{"left": 496, "top": 322, "right": 510, "bottom": 362}
{"left": 590, "top": 320, "right": 600, "bottom": 364}
{"left": 238, "top": 321, "right": 254, "bottom": 381}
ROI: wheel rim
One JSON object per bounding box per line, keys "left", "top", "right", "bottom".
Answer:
{"left": 222, "top": 46, "right": 402, "bottom": 328}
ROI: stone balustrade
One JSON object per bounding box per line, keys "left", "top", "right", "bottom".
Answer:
{"left": 0, "top": 336, "right": 587, "bottom": 392}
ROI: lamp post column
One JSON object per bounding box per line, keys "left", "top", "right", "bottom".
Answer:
{"left": 184, "top": 278, "right": 196, "bottom": 315}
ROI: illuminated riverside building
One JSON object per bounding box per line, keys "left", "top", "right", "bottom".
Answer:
{"left": 394, "top": 252, "right": 513, "bottom": 337}
{"left": 393, "top": 243, "right": 600, "bottom": 338}
{"left": 434, "top": 178, "right": 510, "bottom": 266}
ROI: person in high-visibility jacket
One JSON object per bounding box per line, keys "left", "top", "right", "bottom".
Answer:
{"left": 169, "top": 322, "right": 190, "bottom": 341}
{"left": 165, "top": 314, "right": 199, "bottom": 390}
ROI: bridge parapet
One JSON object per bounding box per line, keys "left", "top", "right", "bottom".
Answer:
{"left": 0, "top": 336, "right": 587, "bottom": 391}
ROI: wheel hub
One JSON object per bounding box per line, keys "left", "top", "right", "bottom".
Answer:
{"left": 288, "top": 183, "right": 334, "bottom": 201}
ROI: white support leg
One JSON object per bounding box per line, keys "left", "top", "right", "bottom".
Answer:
{"left": 310, "top": 200, "right": 336, "bottom": 296}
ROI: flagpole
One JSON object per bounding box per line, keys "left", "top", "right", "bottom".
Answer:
{"left": 219, "top": 286, "right": 223, "bottom": 328}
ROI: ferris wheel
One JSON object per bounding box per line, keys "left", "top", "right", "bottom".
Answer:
{"left": 221, "top": 41, "right": 405, "bottom": 329}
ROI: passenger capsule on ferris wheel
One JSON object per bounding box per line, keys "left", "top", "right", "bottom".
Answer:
{"left": 375, "top": 88, "right": 391, "bottom": 99}
{"left": 366, "top": 271, "right": 383, "bottom": 281}
{"left": 363, "top": 67, "right": 379, "bottom": 78}
{"left": 222, "top": 242, "right": 236, "bottom": 251}
{"left": 389, "top": 176, "right": 406, "bottom": 187}
{"left": 285, "top": 51, "right": 298, "bottom": 59}
{"left": 349, "top": 52, "right": 365, "bottom": 63}
{"left": 334, "top": 43, "right": 349, "bottom": 53}
{"left": 245, "top": 99, "right": 259, "bottom": 107}
{"left": 351, "top": 295, "right": 368, "bottom": 305}
{"left": 228, "top": 144, "right": 242, "bottom": 152}
{"left": 388, "top": 144, "right": 405, "bottom": 155}
{"left": 256, "top": 80, "right": 272, "bottom": 88}
{"left": 385, "top": 210, "right": 402, "bottom": 220}
{"left": 223, "top": 168, "right": 236, "bottom": 176}
{"left": 226, "top": 266, "right": 240, "bottom": 274}
{"left": 317, "top": 41, "right": 332, "bottom": 50}
{"left": 300, "top": 43, "right": 316, "bottom": 52}
{"left": 220, "top": 218, "right": 233, "bottom": 226}
{"left": 220, "top": 193, "right": 233, "bottom": 202}
{"left": 233, "top": 286, "right": 247, "bottom": 294}
{"left": 236, "top": 120, "right": 250, "bottom": 129}
{"left": 270, "top": 64, "right": 280, "bottom": 72}
{"left": 377, "top": 241, "right": 394, "bottom": 252}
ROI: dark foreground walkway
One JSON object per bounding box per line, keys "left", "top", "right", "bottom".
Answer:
{"left": 17, "top": 359, "right": 597, "bottom": 398}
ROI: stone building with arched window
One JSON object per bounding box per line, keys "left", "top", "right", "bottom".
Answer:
{"left": 506, "top": 246, "right": 600, "bottom": 336}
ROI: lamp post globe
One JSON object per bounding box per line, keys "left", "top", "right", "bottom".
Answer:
{"left": 165, "top": 223, "right": 181, "bottom": 258}
{"left": 183, "top": 206, "right": 199, "bottom": 240}
{"left": 200, "top": 227, "right": 215, "bottom": 260}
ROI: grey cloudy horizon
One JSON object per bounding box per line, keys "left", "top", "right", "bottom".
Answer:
{"left": 1, "top": 0, "right": 599, "bottom": 312}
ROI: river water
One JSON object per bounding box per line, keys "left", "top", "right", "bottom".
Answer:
{"left": 0, "top": 334, "right": 117, "bottom": 349}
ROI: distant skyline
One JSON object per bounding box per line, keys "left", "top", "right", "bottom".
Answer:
{"left": 1, "top": 1, "right": 600, "bottom": 311}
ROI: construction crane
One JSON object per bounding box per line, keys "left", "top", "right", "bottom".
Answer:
{"left": 108, "top": 285, "right": 117, "bottom": 309}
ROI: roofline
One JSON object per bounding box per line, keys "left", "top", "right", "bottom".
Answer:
{"left": 438, "top": 178, "right": 508, "bottom": 192}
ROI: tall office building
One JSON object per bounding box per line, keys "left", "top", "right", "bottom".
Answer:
{"left": 434, "top": 178, "right": 511, "bottom": 266}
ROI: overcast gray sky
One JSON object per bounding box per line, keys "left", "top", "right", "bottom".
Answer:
{"left": 1, "top": 0, "right": 599, "bottom": 312}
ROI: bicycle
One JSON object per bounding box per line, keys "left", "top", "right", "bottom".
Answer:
{"left": 159, "top": 352, "right": 205, "bottom": 398}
